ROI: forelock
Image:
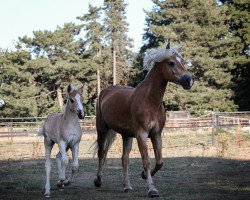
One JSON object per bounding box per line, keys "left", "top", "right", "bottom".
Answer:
{"left": 143, "top": 45, "right": 183, "bottom": 72}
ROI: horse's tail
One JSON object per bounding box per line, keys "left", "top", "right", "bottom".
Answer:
{"left": 37, "top": 127, "right": 44, "bottom": 136}
{"left": 91, "top": 90, "right": 117, "bottom": 157}
{"left": 92, "top": 129, "right": 117, "bottom": 158}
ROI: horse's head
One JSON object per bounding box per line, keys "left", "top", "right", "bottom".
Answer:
{"left": 161, "top": 41, "right": 194, "bottom": 90}
{"left": 67, "top": 85, "right": 85, "bottom": 119}
{"left": 143, "top": 40, "right": 194, "bottom": 90}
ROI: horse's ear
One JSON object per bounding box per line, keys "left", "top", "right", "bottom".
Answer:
{"left": 67, "top": 85, "right": 72, "bottom": 94}
{"left": 78, "top": 86, "right": 84, "bottom": 94}
{"left": 176, "top": 46, "right": 184, "bottom": 52}
{"left": 165, "top": 39, "right": 171, "bottom": 49}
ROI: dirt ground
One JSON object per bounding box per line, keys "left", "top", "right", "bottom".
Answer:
{"left": 0, "top": 130, "right": 250, "bottom": 199}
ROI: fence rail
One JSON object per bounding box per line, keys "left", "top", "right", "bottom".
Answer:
{"left": 0, "top": 112, "right": 250, "bottom": 139}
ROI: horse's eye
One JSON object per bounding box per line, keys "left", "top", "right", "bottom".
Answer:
{"left": 70, "top": 98, "right": 75, "bottom": 103}
{"left": 168, "top": 61, "right": 175, "bottom": 67}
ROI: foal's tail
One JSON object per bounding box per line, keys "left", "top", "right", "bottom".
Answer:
{"left": 37, "top": 127, "right": 44, "bottom": 137}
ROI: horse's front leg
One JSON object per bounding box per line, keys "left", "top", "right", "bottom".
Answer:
{"left": 141, "top": 133, "right": 163, "bottom": 179}
{"left": 57, "top": 140, "right": 68, "bottom": 190}
{"left": 122, "top": 136, "right": 133, "bottom": 192}
{"left": 151, "top": 134, "right": 163, "bottom": 176}
{"left": 44, "top": 141, "right": 54, "bottom": 197}
{"left": 137, "top": 131, "right": 159, "bottom": 198}
{"left": 65, "top": 142, "right": 80, "bottom": 185}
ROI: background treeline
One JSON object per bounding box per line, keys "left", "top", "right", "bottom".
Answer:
{"left": 0, "top": 0, "right": 249, "bottom": 117}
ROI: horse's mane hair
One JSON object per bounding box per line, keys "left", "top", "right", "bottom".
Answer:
{"left": 143, "top": 44, "right": 183, "bottom": 72}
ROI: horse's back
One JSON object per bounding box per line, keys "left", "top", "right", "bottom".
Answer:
{"left": 44, "top": 113, "right": 62, "bottom": 142}
{"left": 97, "top": 85, "right": 135, "bottom": 135}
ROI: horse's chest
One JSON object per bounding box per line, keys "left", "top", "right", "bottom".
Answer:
{"left": 63, "top": 125, "right": 82, "bottom": 145}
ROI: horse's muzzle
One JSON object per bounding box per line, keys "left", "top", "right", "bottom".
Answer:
{"left": 77, "top": 110, "right": 85, "bottom": 119}
{"left": 179, "top": 73, "right": 194, "bottom": 90}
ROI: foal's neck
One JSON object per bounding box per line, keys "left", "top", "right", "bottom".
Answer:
{"left": 137, "top": 63, "right": 167, "bottom": 109}
{"left": 63, "top": 102, "right": 78, "bottom": 121}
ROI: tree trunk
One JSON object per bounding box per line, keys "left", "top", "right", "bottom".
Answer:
{"left": 57, "top": 87, "right": 64, "bottom": 110}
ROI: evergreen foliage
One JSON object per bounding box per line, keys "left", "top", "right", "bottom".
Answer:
{"left": 140, "top": 0, "right": 241, "bottom": 115}
{"left": 0, "top": 0, "right": 249, "bottom": 117}
{"left": 220, "top": 0, "right": 250, "bottom": 110}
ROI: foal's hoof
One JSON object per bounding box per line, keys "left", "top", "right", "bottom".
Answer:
{"left": 44, "top": 193, "right": 50, "bottom": 198}
{"left": 147, "top": 189, "right": 159, "bottom": 198}
{"left": 124, "top": 186, "right": 133, "bottom": 193}
{"left": 63, "top": 180, "right": 70, "bottom": 186}
{"left": 94, "top": 178, "right": 102, "bottom": 187}
{"left": 57, "top": 181, "right": 64, "bottom": 191}
{"left": 141, "top": 170, "right": 147, "bottom": 179}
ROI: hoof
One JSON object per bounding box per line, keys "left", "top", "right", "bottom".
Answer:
{"left": 124, "top": 187, "right": 132, "bottom": 193}
{"left": 63, "top": 180, "right": 70, "bottom": 186}
{"left": 147, "top": 189, "right": 159, "bottom": 198}
{"left": 44, "top": 193, "right": 50, "bottom": 198}
{"left": 94, "top": 178, "right": 102, "bottom": 187}
{"left": 141, "top": 170, "right": 147, "bottom": 179}
{"left": 57, "top": 181, "right": 64, "bottom": 191}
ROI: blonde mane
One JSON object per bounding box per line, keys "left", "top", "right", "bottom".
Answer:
{"left": 143, "top": 43, "right": 183, "bottom": 72}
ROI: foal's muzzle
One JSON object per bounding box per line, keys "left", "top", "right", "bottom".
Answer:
{"left": 179, "top": 73, "right": 194, "bottom": 90}
{"left": 77, "top": 109, "right": 85, "bottom": 119}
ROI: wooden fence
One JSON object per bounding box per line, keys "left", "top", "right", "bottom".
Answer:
{"left": 1, "top": 112, "right": 250, "bottom": 143}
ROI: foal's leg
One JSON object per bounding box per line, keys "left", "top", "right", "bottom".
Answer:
{"left": 65, "top": 142, "right": 80, "bottom": 184}
{"left": 57, "top": 140, "right": 68, "bottom": 189}
{"left": 122, "top": 136, "right": 133, "bottom": 192}
{"left": 137, "top": 131, "right": 159, "bottom": 198}
{"left": 44, "top": 141, "right": 54, "bottom": 197}
{"left": 55, "top": 152, "right": 65, "bottom": 189}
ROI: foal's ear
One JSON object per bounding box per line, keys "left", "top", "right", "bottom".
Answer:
{"left": 165, "top": 39, "right": 171, "bottom": 49}
{"left": 67, "top": 85, "right": 72, "bottom": 94}
{"left": 78, "top": 86, "right": 84, "bottom": 94}
{"left": 176, "top": 46, "right": 184, "bottom": 52}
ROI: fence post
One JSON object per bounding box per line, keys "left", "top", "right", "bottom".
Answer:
{"left": 212, "top": 112, "right": 217, "bottom": 146}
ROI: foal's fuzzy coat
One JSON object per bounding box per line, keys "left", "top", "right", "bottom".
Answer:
{"left": 39, "top": 85, "right": 84, "bottom": 197}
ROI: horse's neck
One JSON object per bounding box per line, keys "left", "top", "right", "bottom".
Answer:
{"left": 136, "top": 64, "right": 167, "bottom": 109}
{"left": 63, "top": 103, "right": 78, "bottom": 122}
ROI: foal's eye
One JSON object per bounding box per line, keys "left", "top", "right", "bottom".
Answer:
{"left": 70, "top": 98, "right": 75, "bottom": 103}
{"left": 168, "top": 61, "right": 175, "bottom": 67}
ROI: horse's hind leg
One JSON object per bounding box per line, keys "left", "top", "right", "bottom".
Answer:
{"left": 122, "top": 136, "right": 133, "bottom": 192}
{"left": 44, "top": 140, "right": 54, "bottom": 197}
{"left": 94, "top": 129, "right": 108, "bottom": 187}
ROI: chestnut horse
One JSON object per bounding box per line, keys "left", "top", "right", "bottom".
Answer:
{"left": 94, "top": 41, "right": 194, "bottom": 197}
{"left": 39, "top": 85, "right": 85, "bottom": 197}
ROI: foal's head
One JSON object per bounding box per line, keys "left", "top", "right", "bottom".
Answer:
{"left": 143, "top": 40, "right": 194, "bottom": 90}
{"left": 66, "top": 85, "right": 85, "bottom": 119}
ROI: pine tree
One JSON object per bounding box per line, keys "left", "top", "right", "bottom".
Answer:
{"left": 141, "top": 0, "right": 237, "bottom": 115}
{"left": 18, "top": 23, "right": 97, "bottom": 115}
{"left": 0, "top": 49, "right": 40, "bottom": 117}
{"left": 220, "top": 0, "right": 250, "bottom": 110}
{"left": 77, "top": 4, "right": 105, "bottom": 96}
{"left": 102, "top": 0, "right": 135, "bottom": 86}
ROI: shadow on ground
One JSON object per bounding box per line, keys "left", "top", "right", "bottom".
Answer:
{"left": 0, "top": 157, "right": 249, "bottom": 200}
